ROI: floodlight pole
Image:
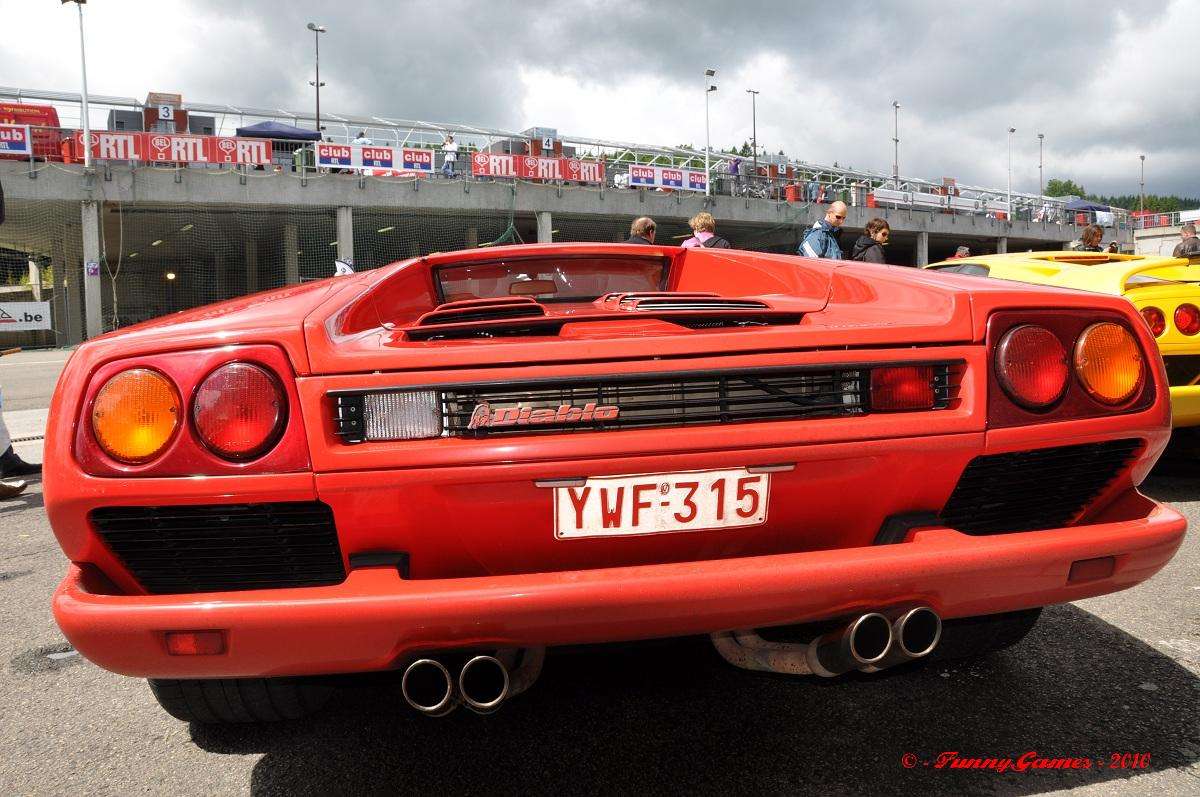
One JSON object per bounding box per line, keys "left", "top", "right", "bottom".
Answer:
{"left": 1007, "top": 127, "right": 1016, "bottom": 222}
{"left": 746, "top": 89, "right": 759, "bottom": 181}
{"left": 63, "top": 0, "right": 92, "bottom": 169}
{"left": 1037, "top": 133, "right": 1044, "bottom": 197}
{"left": 1139, "top": 154, "right": 1146, "bottom": 214}
{"left": 704, "top": 68, "right": 716, "bottom": 197}
{"left": 892, "top": 101, "right": 900, "bottom": 187}
{"left": 307, "top": 23, "right": 327, "bottom": 131}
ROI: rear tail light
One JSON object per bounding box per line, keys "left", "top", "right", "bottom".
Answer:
{"left": 1073, "top": 322, "right": 1144, "bottom": 405}
{"left": 1174, "top": 304, "right": 1200, "bottom": 336}
{"left": 994, "top": 325, "right": 1069, "bottom": 409}
{"left": 192, "top": 362, "right": 287, "bottom": 460}
{"left": 91, "top": 368, "right": 181, "bottom": 463}
{"left": 165, "top": 630, "right": 226, "bottom": 656}
{"left": 1140, "top": 306, "right": 1166, "bottom": 337}
{"left": 870, "top": 366, "right": 935, "bottom": 411}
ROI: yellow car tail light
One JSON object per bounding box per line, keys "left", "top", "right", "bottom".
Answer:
{"left": 1073, "top": 322, "right": 1144, "bottom": 405}
{"left": 91, "top": 368, "right": 181, "bottom": 463}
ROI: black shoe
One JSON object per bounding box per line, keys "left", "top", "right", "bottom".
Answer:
{"left": 0, "top": 479, "right": 26, "bottom": 499}
{"left": 0, "top": 446, "right": 40, "bottom": 477}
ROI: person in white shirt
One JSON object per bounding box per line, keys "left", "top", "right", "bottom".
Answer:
{"left": 351, "top": 130, "right": 372, "bottom": 145}
{"left": 442, "top": 134, "right": 459, "bottom": 178}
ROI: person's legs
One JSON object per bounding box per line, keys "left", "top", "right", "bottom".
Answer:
{"left": 0, "top": 387, "right": 39, "bottom": 477}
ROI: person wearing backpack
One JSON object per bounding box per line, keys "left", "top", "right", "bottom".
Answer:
{"left": 681, "top": 211, "right": 732, "bottom": 249}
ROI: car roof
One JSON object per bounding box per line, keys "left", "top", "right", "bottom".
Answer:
{"left": 926, "top": 251, "right": 1200, "bottom": 296}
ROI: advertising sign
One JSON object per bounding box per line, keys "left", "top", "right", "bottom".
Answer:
{"left": 401, "top": 148, "right": 435, "bottom": 172}
{"left": 626, "top": 164, "right": 706, "bottom": 192}
{"left": 359, "top": 146, "right": 395, "bottom": 169}
{"left": 145, "top": 133, "right": 210, "bottom": 163}
{"left": 316, "top": 143, "right": 354, "bottom": 167}
{"left": 75, "top": 130, "right": 145, "bottom": 161}
{"left": 473, "top": 153, "right": 604, "bottom": 183}
{"left": 0, "top": 124, "right": 31, "bottom": 156}
{"left": 205, "top": 136, "right": 272, "bottom": 165}
{"left": 0, "top": 302, "right": 52, "bottom": 332}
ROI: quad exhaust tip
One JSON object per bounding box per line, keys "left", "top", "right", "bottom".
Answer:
{"left": 895, "top": 606, "right": 941, "bottom": 658}
{"left": 402, "top": 658, "right": 457, "bottom": 717}
{"left": 807, "top": 612, "right": 893, "bottom": 677}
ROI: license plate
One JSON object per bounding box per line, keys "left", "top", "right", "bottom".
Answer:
{"left": 553, "top": 468, "right": 770, "bottom": 539}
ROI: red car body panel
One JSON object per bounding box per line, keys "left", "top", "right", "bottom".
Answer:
{"left": 43, "top": 243, "right": 1186, "bottom": 679}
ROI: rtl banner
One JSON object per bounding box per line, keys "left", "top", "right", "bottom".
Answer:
{"left": 73, "top": 131, "right": 272, "bottom": 165}
{"left": 0, "top": 124, "right": 32, "bottom": 156}
{"left": 628, "top": 164, "right": 707, "bottom": 192}
{"left": 471, "top": 153, "right": 604, "bottom": 183}
{"left": 315, "top": 143, "right": 435, "bottom": 173}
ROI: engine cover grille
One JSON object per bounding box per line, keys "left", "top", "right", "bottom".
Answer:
{"left": 90, "top": 502, "right": 346, "bottom": 594}
{"left": 939, "top": 439, "right": 1141, "bottom": 535}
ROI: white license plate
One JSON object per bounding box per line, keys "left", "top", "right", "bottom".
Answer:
{"left": 554, "top": 468, "right": 770, "bottom": 539}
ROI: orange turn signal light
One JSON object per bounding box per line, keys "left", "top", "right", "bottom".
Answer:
{"left": 91, "top": 368, "right": 181, "bottom": 463}
{"left": 1073, "top": 322, "right": 1144, "bottom": 405}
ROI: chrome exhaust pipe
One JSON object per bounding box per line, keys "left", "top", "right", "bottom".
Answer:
{"left": 402, "top": 658, "right": 458, "bottom": 717}
{"left": 805, "top": 612, "right": 893, "bottom": 677}
{"left": 458, "top": 655, "right": 511, "bottom": 714}
{"left": 863, "top": 606, "right": 942, "bottom": 671}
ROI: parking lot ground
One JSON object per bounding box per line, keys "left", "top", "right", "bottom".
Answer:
{"left": 0, "top": 383, "right": 1196, "bottom": 795}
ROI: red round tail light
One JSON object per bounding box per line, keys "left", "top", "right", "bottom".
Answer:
{"left": 192, "top": 363, "right": 286, "bottom": 460}
{"left": 1174, "top": 304, "right": 1200, "bottom": 336}
{"left": 995, "top": 325, "right": 1069, "bottom": 409}
{"left": 1140, "top": 306, "right": 1166, "bottom": 337}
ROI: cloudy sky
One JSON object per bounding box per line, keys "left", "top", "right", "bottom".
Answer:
{"left": 2, "top": 0, "right": 1196, "bottom": 197}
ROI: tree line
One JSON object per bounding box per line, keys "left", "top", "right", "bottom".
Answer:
{"left": 1045, "top": 178, "right": 1199, "bottom": 214}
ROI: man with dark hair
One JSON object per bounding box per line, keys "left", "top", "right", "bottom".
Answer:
{"left": 625, "top": 217, "right": 656, "bottom": 245}
{"left": 1174, "top": 224, "right": 1200, "bottom": 258}
{"left": 850, "top": 218, "right": 890, "bottom": 263}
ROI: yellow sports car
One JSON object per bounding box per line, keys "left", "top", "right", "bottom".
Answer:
{"left": 926, "top": 251, "right": 1200, "bottom": 426}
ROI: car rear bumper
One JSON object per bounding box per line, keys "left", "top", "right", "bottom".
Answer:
{"left": 1169, "top": 385, "right": 1200, "bottom": 427}
{"left": 53, "top": 489, "right": 1185, "bottom": 679}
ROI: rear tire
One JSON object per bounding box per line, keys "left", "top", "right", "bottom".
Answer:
{"left": 928, "top": 607, "right": 1042, "bottom": 663}
{"left": 147, "top": 677, "right": 334, "bottom": 724}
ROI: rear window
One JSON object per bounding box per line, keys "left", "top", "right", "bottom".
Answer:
{"left": 434, "top": 255, "right": 668, "bottom": 303}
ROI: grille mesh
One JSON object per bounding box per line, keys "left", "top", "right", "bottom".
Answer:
{"left": 90, "top": 502, "right": 345, "bottom": 594}
{"left": 939, "top": 439, "right": 1141, "bottom": 535}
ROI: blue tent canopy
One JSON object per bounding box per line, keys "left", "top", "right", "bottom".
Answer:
{"left": 234, "top": 121, "right": 321, "bottom": 141}
{"left": 1064, "top": 198, "right": 1110, "bottom": 212}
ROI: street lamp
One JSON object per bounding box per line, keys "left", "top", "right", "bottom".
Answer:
{"left": 1007, "top": 127, "right": 1016, "bottom": 221}
{"left": 61, "top": 0, "right": 92, "bottom": 170}
{"left": 892, "top": 101, "right": 900, "bottom": 186}
{"left": 704, "top": 69, "right": 716, "bottom": 197}
{"left": 1139, "top": 154, "right": 1146, "bottom": 214}
{"left": 1037, "top": 133, "right": 1044, "bottom": 197}
{"left": 746, "top": 89, "right": 759, "bottom": 185}
{"left": 306, "top": 22, "right": 327, "bottom": 132}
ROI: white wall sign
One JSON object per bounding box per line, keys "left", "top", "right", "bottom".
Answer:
{"left": 0, "top": 302, "right": 52, "bottom": 331}
{"left": 158, "top": 104, "right": 175, "bottom": 120}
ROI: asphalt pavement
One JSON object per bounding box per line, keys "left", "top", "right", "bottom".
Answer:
{"left": 0, "top": 348, "right": 1196, "bottom": 796}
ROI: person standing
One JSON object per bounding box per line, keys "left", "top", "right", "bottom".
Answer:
{"left": 850, "top": 218, "right": 890, "bottom": 263}
{"left": 441, "top": 134, "right": 459, "bottom": 178}
{"left": 1075, "top": 224, "right": 1104, "bottom": 252}
{"left": 351, "top": 130, "right": 372, "bottom": 145}
{"left": 681, "top": 212, "right": 731, "bottom": 249}
{"left": 1174, "top": 223, "right": 1200, "bottom": 258}
{"left": 948, "top": 245, "right": 971, "bottom": 259}
{"left": 799, "top": 201, "right": 847, "bottom": 259}
{"left": 625, "top": 217, "right": 656, "bottom": 245}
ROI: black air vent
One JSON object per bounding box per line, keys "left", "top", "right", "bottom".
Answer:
{"left": 90, "top": 502, "right": 346, "bottom": 594}
{"left": 417, "top": 297, "right": 546, "bottom": 327}
{"left": 939, "top": 439, "right": 1141, "bottom": 535}
{"left": 1163, "top": 354, "right": 1200, "bottom": 387}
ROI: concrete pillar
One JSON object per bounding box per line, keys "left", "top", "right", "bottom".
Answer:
{"left": 336, "top": 206, "right": 354, "bottom": 267}
{"left": 916, "top": 231, "right": 929, "bottom": 267}
{"left": 284, "top": 223, "right": 299, "bottom": 285}
{"left": 28, "top": 258, "right": 42, "bottom": 302}
{"left": 536, "top": 211, "right": 552, "bottom": 243}
{"left": 464, "top": 227, "right": 479, "bottom": 249}
{"left": 81, "top": 201, "right": 102, "bottom": 339}
{"left": 997, "top": 236, "right": 1008, "bottom": 254}
{"left": 244, "top": 238, "right": 259, "bottom": 293}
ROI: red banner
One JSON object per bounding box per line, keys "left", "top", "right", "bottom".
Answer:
{"left": 73, "top": 130, "right": 271, "bottom": 165}
{"left": 75, "top": 130, "right": 144, "bottom": 161}
{"left": 472, "top": 152, "right": 604, "bottom": 183}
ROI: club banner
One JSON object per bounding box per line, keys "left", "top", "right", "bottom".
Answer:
{"left": 315, "top": 144, "right": 436, "bottom": 173}
{"left": 0, "top": 124, "right": 31, "bottom": 156}
{"left": 628, "top": 165, "right": 707, "bottom": 192}
{"left": 471, "top": 153, "right": 604, "bottom": 183}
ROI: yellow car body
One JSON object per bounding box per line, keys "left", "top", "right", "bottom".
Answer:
{"left": 926, "top": 251, "right": 1200, "bottom": 426}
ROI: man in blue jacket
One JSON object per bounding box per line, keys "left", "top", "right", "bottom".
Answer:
{"left": 799, "top": 201, "right": 847, "bottom": 259}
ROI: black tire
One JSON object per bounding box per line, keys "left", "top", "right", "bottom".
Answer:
{"left": 147, "top": 677, "right": 334, "bottom": 724}
{"left": 927, "top": 607, "right": 1042, "bottom": 663}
